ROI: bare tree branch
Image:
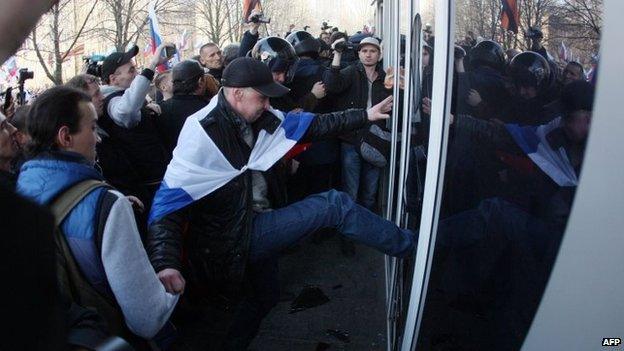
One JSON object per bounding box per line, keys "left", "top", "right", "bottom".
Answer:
{"left": 61, "top": 0, "right": 99, "bottom": 61}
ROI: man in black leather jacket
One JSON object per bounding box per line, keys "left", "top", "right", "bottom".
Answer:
{"left": 147, "top": 58, "right": 415, "bottom": 349}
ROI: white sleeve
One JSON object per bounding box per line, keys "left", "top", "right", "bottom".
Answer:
{"left": 100, "top": 191, "right": 179, "bottom": 339}
{"left": 106, "top": 74, "right": 151, "bottom": 128}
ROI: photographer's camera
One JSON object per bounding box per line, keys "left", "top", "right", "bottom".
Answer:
{"left": 250, "top": 13, "right": 270, "bottom": 24}
{"left": 18, "top": 68, "right": 33, "bottom": 84}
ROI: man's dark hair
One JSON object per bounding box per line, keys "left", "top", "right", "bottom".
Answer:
{"left": 561, "top": 80, "right": 594, "bottom": 117}
{"left": 26, "top": 86, "right": 91, "bottom": 156}
{"left": 173, "top": 76, "right": 201, "bottom": 95}
{"left": 65, "top": 74, "right": 99, "bottom": 92}
{"left": 154, "top": 69, "right": 171, "bottom": 90}
{"left": 222, "top": 43, "right": 240, "bottom": 67}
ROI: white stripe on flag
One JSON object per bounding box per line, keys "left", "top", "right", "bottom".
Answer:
{"left": 149, "top": 92, "right": 315, "bottom": 224}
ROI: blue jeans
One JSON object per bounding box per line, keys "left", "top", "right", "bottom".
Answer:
{"left": 223, "top": 190, "right": 415, "bottom": 349}
{"left": 341, "top": 142, "right": 381, "bottom": 210}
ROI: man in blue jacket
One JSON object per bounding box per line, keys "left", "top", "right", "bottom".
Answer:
{"left": 17, "top": 86, "right": 178, "bottom": 346}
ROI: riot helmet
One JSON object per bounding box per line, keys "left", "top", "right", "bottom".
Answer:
{"left": 508, "top": 51, "right": 553, "bottom": 94}
{"left": 251, "top": 36, "right": 299, "bottom": 84}
{"left": 286, "top": 30, "right": 320, "bottom": 58}
{"left": 469, "top": 40, "right": 505, "bottom": 72}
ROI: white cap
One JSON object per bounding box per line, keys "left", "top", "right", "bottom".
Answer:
{"left": 358, "top": 37, "right": 381, "bottom": 51}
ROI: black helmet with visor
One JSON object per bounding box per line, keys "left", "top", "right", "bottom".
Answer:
{"left": 251, "top": 37, "right": 299, "bottom": 84}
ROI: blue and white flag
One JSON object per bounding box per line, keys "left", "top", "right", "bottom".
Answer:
{"left": 148, "top": 94, "right": 315, "bottom": 224}
{"left": 505, "top": 117, "right": 578, "bottom": 187}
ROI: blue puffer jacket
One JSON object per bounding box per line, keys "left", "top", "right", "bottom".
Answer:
{"left": 17, "top": 151, "right": 111, "bottom": 295}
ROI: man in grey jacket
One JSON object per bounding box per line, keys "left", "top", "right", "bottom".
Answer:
{"left": 98, "top": 43, "right": 171, "bottom": 211}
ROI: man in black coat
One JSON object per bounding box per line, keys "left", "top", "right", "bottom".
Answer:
{"left": 147, "top": 58, "right": 415, "bottom": 350}
{"left": 323, "top": 37, "right": 391, "bottom": 210}
{"left": 157, "top": 60, "right": 210, "bottom": 157}
{"left": 284, "top": 31, "right": 340, "bottom": 202}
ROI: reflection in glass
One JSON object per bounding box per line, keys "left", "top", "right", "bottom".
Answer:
{"left": 413, "top": 0, "right": 601, "bottom": 349}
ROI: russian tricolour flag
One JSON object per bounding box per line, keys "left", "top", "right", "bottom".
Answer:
{"left": 505, "top": 117, "right": 578, "bottom": 187}
{"left": 148, "top": 93, "right": 315, "bottom": 224}
{"left": 148, "top": 1, "right": 169, "bottom": 72}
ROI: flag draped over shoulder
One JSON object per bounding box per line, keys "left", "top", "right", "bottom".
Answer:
{"left": 505, "top": 117, "right": 578, "bottom": 187}
{"left": 148, "top": 94, "right": 315, "bottom": 224}
{"left": 501, "top": 0, "right": 519, "bottom": 34}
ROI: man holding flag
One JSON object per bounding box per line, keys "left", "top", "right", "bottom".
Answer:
{"left": 148, "top": 0, "right": 174, "bottom": 71}
{"left": 99, "top": 42, "right": 173, "bottom": 213}
{"left": 147, "top": 57, "right": 415, "bottom": 349}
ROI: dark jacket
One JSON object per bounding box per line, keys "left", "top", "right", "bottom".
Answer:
{"left": 0, "top": 184, "right": 65, "bottom": 351}
{"left": 506, "top": 93, "right": 559, "bottom": 125}
{"left": 157, "top": 94, "right": 209, "bottom": 157}
{"left": 147, "top": 93, "right": 370, "bottom": 294}
{"left": 96, "top": 131, "right": 144, "bottom": 198}
{"left": 288, "top": 58, "right": 339, "bottom": 165}
{"left": 323, "top": 61, "right": 390, "bottom": 110}
{"left": 450, "top": 115, "right": 578, "bottom": 231}
{"left": 288, "top": 58, "right": 331, "bottom": 113}
{"left": 323, "top": 61, "right": 391, "bottom": 143}
{"left": 239, "top": 30, "right": 259, "bottom": 58}
{"left": 455, "top": 66, "right": 510, "bottom": 119}
{"left": 101, "top": 90, "right": 168, "bottom": 184}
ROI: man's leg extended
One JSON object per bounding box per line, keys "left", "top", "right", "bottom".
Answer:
{"left": 249, "top": 189, "right": 415, "bottom": 262}
{"left": 224, "top": 190, "right": 415, "bottom": 348}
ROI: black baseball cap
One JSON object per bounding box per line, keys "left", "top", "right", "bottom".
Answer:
{"left": 101, "top": 45, "right": 139, "bottom": 82}
{"left": 221, "top": 57, "right": 290, "bottom": 97}
{"left": 172, "top": 60, "right": 205, "bottom": 82}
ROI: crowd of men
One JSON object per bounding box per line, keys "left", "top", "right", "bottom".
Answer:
{"left": 0, "top": 4, "right": 597, "bottom": 350}
{"left": 411, "top": 27, "right": 595, "bottom": 349}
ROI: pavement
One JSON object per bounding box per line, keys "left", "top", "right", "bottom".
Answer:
{"left": 174, "top": 235, "right": 389, "bottom": 350}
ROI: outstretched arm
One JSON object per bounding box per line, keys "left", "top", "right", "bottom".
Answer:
{"left": 301, "top": 95, "right": 393, "bottom": 142}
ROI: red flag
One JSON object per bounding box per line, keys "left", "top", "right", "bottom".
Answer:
{"left": 501, "top": 0, "right": 519, "bottom": 34}
{"left": 68, "top": 43, "right": 85, "bottom": 57}
{"left": 242, "top": 0, "right": 262, "bottom": 23}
